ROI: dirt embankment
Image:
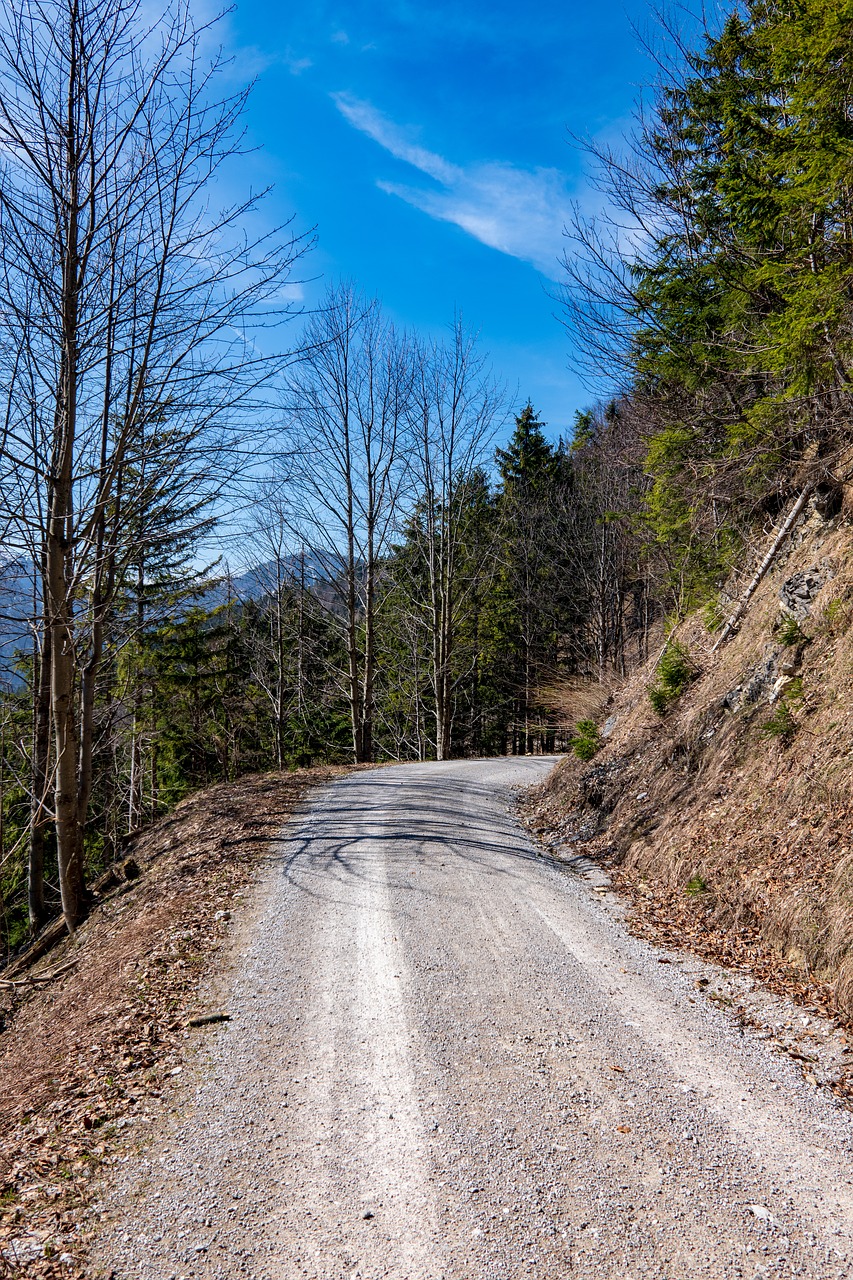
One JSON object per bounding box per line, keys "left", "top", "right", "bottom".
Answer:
{"left": 0, "top": 766, "right": 355, "bottom": 1279}
{"left": 524, "top": 484, "right": 853, "bottom": 1045}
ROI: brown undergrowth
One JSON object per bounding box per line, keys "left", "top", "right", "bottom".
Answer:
{"left": 0, "top": 765, "right": 355, "bottom": 1279}
{"left": 523, "top": 488, "right": 853, "bottom": 1090}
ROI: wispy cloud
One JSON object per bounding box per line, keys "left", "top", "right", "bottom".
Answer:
{"left": 332, "top": 93, "right": 573, "bottom": 279}
{"left": 285, "top": 52, "right": 314, "bottom": 75}
{"left": 333, "top": 94, "right": 457, "bottom": 185}
{"left": 278, "top": 281, "right": 306, "bottom": 304}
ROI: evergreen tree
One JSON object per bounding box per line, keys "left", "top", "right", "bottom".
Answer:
{"left": 486, "top": 405, "right": 574, "bottom": 752}
{"left": 565, "top": 0, "right": 853, "bottom": 609}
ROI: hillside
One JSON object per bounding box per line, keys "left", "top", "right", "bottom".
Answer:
{"left": 525, "top": 480, "right": 853, "bottom": 1045}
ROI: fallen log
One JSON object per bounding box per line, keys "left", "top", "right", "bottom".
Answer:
{"left": 712, "top": 484, "right": 814, "bottom": 652}
{"left": 3, "top": 916, "right": 70, "bottom": 979}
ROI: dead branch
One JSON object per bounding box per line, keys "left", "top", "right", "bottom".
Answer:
{"left": 0, "top": 958, "right": 79, "bottom": 989}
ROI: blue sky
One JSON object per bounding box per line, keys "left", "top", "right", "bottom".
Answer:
{"left": 224, "top": 0, "right": 665, "bottom": 443}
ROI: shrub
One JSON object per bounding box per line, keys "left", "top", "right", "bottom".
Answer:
{"left": 648, "top": 641, "right": 695, "bottom": 716}
{"left": 702, "top": 597, "right": 725, "bottom": 633}
{"left": 760, "top": 701, "right": 797, "bottom": 744}
{"left": 777, "top": 614, "right": 804, "bottom": 646}
{"left": 571, "top": 718, "right": 602, "bottom": 761}
{"left": 820, "top": 596, "right": 848, "bottom": 635}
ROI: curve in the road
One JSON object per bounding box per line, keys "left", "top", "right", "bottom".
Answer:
{"left": 94, "top": 758, "right": 853, "bottom": 1280}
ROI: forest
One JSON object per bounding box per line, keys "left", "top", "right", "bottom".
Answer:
{"left": 1, "top": 0, "right": 852, "bottom": 956}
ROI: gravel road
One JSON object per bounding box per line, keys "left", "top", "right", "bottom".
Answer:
{"left": 94, "top": 758, "right": 853, "bottom": 1280}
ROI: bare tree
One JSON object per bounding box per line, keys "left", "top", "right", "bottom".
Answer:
{"left": 558, "top": 403, "right": 652, "bottom": 678}
{"left": 406, "top": 321, "right": 504, "bottom": 761}
{"left": 0, "top": 0, "right": 306, "bottom": 930}
{"left": 284, "top": 284, "right": 411, "bottom": 763}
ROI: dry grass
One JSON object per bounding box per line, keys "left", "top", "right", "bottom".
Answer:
{"left": 536, "top": 673, "right": 616, "bottom": 726}
{"left": 524, "top": 495, "right": 853, "bottom": 1045}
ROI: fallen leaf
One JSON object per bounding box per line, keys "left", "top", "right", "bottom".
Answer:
{"left": 616, "top": 1124, "right": 631, "bottom": 1134}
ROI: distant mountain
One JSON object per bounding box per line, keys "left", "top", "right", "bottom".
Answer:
{"left": 207, "top": 549, "right": 345, "bottom": 605}
{"left": 0, "top": 550, "right": 349, "bottom": 684}
{"left": 0, "top": 557, "right": 36, "bottom": 683}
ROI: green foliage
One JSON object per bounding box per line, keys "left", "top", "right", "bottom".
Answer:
{"left": 495, "top": 402, "right": 568, "bottom": 493}
{"left": 641, "top": 426, "right": 742, "bottom": 609}
{"left": 571, "top": 719, "right": 602, "bottom": 761}
{"left": 648, "top": 642, "right": 695, "bottom": 716}
{"left": 820, "top": 597, "right": 848, "bottom": 635}
{"left": 760, "top": 700, "right": 798, "bottom": 744}
{"left": 685, "top": 874, "right": 709, "bottom": 897}
{"left": 620, "top": 0, "right": 853, "bottom": 602}
{"left": 571, "top": 409, "right": 595, "bottom": 451}
{"left": 702, "top": 597, "right": 725, "bottom": 633}
{"left": 777, "top": 615, "right": 805, "bottom": 646}
{"left": 784, "top": 677, "right": 804, "bottom": 704}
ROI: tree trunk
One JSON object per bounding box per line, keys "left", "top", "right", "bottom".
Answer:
{"left": 347, "top": 562, "right": 365, "bottom": 763}
{"left": 361, "top": 540, "right": 376, "bottom": 764}
{"left": 48, "top": 517, "right": 82, "bottom": 931}
{"left": 434, "top": 602, "right": 453, "bottom": 761}
{"left": 78, "top": 601, "right": 103, "bottom": 867}
{"left": 47, "top": 6, "right": 84, "bottom": 933}
{"left": 28, "top": 619, "right": 51, "bottom": 931}
{"left": 275, "top": 576, "right": 285, "bottom": 770}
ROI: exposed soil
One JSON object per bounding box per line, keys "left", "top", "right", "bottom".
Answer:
{"left": 0, "top": 766, "right": 356, "bottom": 1279}
{"left": 520, "top": 490, "right": 853, "bottom": 1096}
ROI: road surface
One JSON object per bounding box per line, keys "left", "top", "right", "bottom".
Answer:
{"left": 94, "top": 758, "right": 853, "bottom": 1279}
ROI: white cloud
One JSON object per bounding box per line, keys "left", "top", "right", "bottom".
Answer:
{"left": 285, "top": 53, "right": 314, "bottom": 76}
{"left": 332, "top": 94, "right": 573, "bottom": 279}
{"left": 332, "top": 94, "right": 458, "bottom": 185}
{"left": 279, "top": 281, "right": 306, "bottom": 303}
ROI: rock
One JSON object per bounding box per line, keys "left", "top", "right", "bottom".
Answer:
{"left": 4, "top": 1236, "right": 47, "bottom": 1263}
{"left": 122, "top": 856, "right": 141, "bottom": 880}
{"left": 602, "top": 715, "right": 618, "bottom": 739}
{"left": 779, "top": 568, "right": 825, "bottom": 619}
{"left": 769, "top": 676, "right": 797, "bottom": 703}
{"left": 810, "top": 482, "right": 843, "bottom": 520}
{"left": 723, "top": 648, "right": 780, "bottom": 712}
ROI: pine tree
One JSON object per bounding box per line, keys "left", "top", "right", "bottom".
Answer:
{"left": 487, "top": 405, "right": 574, "bottom": 752}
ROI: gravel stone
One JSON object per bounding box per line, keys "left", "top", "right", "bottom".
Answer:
{"left": 92, "top": 758, "right": 853, "bottom": 1279}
